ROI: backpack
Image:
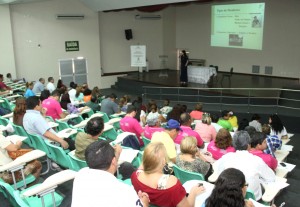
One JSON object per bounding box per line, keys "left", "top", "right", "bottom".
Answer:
{"left": 121, "top": 135, "right": 141, "bottom": 150}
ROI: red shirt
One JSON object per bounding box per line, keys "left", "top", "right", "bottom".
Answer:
{"left": 131, "top": 171, "right": 186, "bottom": 207}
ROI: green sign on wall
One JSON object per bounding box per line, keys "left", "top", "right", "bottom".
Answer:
{"left": 65, "top": 41, "right": 79, "bottom": 52}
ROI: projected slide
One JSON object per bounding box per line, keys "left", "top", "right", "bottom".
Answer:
{"left": 211, "top": 3, "right": 265, "bottom": 50}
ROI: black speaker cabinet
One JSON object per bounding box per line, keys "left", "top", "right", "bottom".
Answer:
{"left": 125, "top": 29, "right": 133, "bottom": 40}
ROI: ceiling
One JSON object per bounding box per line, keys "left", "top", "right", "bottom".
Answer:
{"left": 0, "top": 0, "right": 232, "bottom": 12}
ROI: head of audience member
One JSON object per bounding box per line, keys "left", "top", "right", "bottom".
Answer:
{"left": 82, "top": 83, "right": 88, "bottom": 91}
{"left": 39, "top": 78, "right": 45, "bottom": 84}
{"left": 194, "top": 103, "right": 203, "bottom": 111}
{"left": 50, "top": 90, "right": 61, "bottom": 101}
{"left": 210, "top": 113, "right": 219, "bottom": 123}
{"left": 205, "top": 168, "right": 247, "bottom": 207}
{"left": 180, "top": 112, "right": 192, "bottom": 126}
{"left": 85, "top": 140, "right": 118, "bottom": 174}
{"left": 90, "top": 95, "right": 98, "bottom": 103}
{"left": 146, "top": 117, "right": 160, "bottom": 127}
{"left": 269, "top": 114, "right": 284, "bottom": 133}
{"left": 167, "top": 104, "right": 182, "bottom": 122}
{"left": 26, "top": 82, "right": 34, "bottom": 90}
{"left": 181, "top": 50, "right": 187, "bottom": 57}
{"left": 202, "top": 112, "right": 212, "bottom": 125}
{"left": 91, "top": 86, "right": 101, "bottom": 98}
{"left": 75, "top": 85, "right": 83, "bottom": 97}
{"left": 109, "top": 93, "right": 117, "bottom": 102}
{"left": 40, "top": 89, "right": 50, "bottom": 102}
{"left": 251, "top": 114, "right": 261, "bottom": 121}
{"left": 143, "top": 142, "right": 168, "bottom": 174}
{"left": 59, "top": 85, "right": 68, "bottom": 95}
{"left": 147, "top": 99, "right": 156, "bottom": 113}
{"left": 164, "top": 119, "right": 182, "bottom": 140}
{"left": 250, "top": 132, "right": 267, "bottom": 151}
{"left": 57, "top": 79, "right": 63, "bottom": 88}
{"left": 215, "top": 128, "right": 232, "bottom": 150}
{"left": 48, "top": 77, "right": 54, "bottom": 83}
{"left": 0, "top": 74, "right": 4, "bottom": 82}
{"left": 261, "top": 124, "right": 271, "bottom": 135}
{"left": 244, "top": 126, "right": 256, "bottom": 139}
{"left": 123, "top": 95, "right": 131, "bottom": 103}
{"left": 118, "top": 97, "right": 126, "bottom": 107}
{"left": 221, "top": 110, "right": 230, "bottom": 120}
{"left": 13, "top": 97, "right": 27, "bottom": 123}
{"left": 238, "top": 118, "right": 249, "bottom": 131}
{"left": 83, "top": 88, "right": 92, "bottom": 96}
{"left": 84, "top": 117, "right": 104, "bottom": 138}
{"left": 233, "top": 130, "right": 251, "bottom": 151}
{"left": 163, "top": 99, "right": 170, "bottom": 107}
{"left": 26, "top": 96, "right": 42, "bottom": 111}
{"left": 180, "top": 136, "right": 198, "bottom": 157}
{"left": 126, "top": 105, "right": 137, "bottom": 119}
{"left": 70, "top": 81, "right": 77, "bottom": 89}
{"left": 6, "top": 73, "right": 12, "bottom": 79}
{"left": 149, "top": 103, "right": 158, "bottom": 113}
{"left": 181, "top": 105, "right": 187, "bottom": 113}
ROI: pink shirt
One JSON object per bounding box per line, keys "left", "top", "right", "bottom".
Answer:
{"left": 194, "top": 122, "right": 217, "bottom": 143}
{"left": 175, "top": 126, "right": 203, "bottom": 147}
{"left": 190, "top": 111, "right": 203, "bottom": 120}
{"left": 42, "top": 97, "right": 63, "bottom": 120}
{"left": 249, "top": 149, "right": 278, "bottom": 170}
{"left": 207, "top": 141, "right": 236, "bottom": 160}
{"left": 120, "top": 116, "right": 144, "bottom": 146}
{"left": 143, "top": 125, "right": 164, "bottom": 139}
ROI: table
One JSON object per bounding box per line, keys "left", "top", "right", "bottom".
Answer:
{"left": 188, "top": 66, "right": 217, "bottom": 84}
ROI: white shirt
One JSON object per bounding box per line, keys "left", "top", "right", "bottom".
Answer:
{"left": 0, "top": 133, "right": 13, "bottom": 166}
{"left": 46, "top": 82, "right": 56, "bottom": 93}
{"left": 213, "top": 150, "right": 275, "bottom": 200}
{"left": 249, "top": 120, "right": 262, "bottom": 132}
{"left": 72, "top": 167, "right": 143, "bottom": 207}
{"left": 68, "top": 89, "right": 77, "bottom": 104}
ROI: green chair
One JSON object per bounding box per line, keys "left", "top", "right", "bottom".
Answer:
{"left": 245, "top": 189, "right": 256, "bottom": 201}
{"left": 131, "top": 151, "right": 144, "bottom": 169}
{"left": 173, "top": 164, "right": 204, "bottom": 184}
{"left": 142, "top": 136, "right": 151, "bottom": 148}
{"left": 0, "top": 116, "right": 10, "bottom": 126}
{"left": 0, "top": 97, "right": 14, "bottom": 111}
{"left": 45, "top": 141, "right": 72, "bottom": 169}
{"left": 11, "top": 123, "right": 33, "bottom": 147}
{"left": 101, "top": 126, "right": 119, "bottom": 142}
{"left": 96, "top": 112, "right": 110, "bottom": 123}
{"left": 68, "top": 150, "right": 87, "bottom": 171}
{"left": 55, "top": 119, "right": 70, "bottom": 131}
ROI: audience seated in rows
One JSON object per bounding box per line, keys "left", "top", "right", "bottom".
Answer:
{"left": 151, "top": 119, "right": 181, "bottom": 163}
{"left": 213, "top": 130, "right": 275, "bottom": 200}
{"left": 175, "top": 113, "right": 204, "bottom": 148}
{"left": 189, "top": 102, "right": 203, "bottom": 121}
{"left": 72, "top": 140, "right": 149, "bottom": 207}
{"left": 39, "top": 89, "right": 50, "bottom": 102}
{"left": 60, "top": 86, "right": 71, "bottom": 110}
{"left": 131, "top": 142, "right": 204, "bottom": 207}
{"left": 207, "top": 128, "right": 236, "bottom": 160}
{"left": 204, "top": 168, "right": 254, "bottom": 207}
{"left": 100, "top": 93, "right": 120, "bottom": 117}
{"left": 120, "top": 105, "right": 144, "bottom": 146}
{"left": 194, "top": 113, "right": 217, "bottom": 143}
{"left": 56, "top": 79, "right": 66, "bottom": 90}
{"left": 176, "top": 136, "right": 212, "bottom": 179}
{"left": 146, "top": 103, "right": 166, "bottom": 125}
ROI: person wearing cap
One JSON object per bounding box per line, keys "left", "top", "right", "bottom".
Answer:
{"left": 100, "top": 93, "right": 120, "bottom": 117}
{"left": 32, "top": 78, "right": 45, "bottom": 94}
{"left": 120, "top": 105, "right": 144, "bottom": 146}
{"left": 212, "top": 130, "right": 275, "bottom": 200}
{"left": 174, "top": 113, "right": 204, "bottom": 148}
{"left": 143, "top": 116, "right": 164, "bottom": 139}
{"left": 217, "top": 110, "right": 233, "bottom": 132}
{"left": 151, "top": 119, "right": 181, "bottom": 163}
{"left": 72, "top": 140, "right": 149, "bottom": 207}
{"left": 0, "top": 74, "right": 12, "bottom": 91}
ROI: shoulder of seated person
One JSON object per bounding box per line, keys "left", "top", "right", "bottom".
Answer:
{"left": 167, "top": 175, "right": 179, "bottom": 187}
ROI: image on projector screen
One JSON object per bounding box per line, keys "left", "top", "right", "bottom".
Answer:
{"left": 211, "top": 3, "right": 265, "bottom": 50}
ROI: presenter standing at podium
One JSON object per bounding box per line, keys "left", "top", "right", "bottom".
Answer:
{"left": 180, "top": 50, "right": 189, "bottom": 86}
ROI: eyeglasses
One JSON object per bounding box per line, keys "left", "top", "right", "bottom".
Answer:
{"left": 244, "top": 183, "right": 249, "bottom": 187}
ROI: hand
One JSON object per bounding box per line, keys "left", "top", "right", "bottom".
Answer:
{"left": 190, "top": 184, "right": 205, "bottom": 196}
{"left": 245, "top": 200, "right": 255, "bottom": 207}
{"left": 138, "top": 190, "right": 150, "bottom": 206}
{"left": 60, "top": 140, "right": 69, "bottom": 149}
{"left": 16, "top": 140, "right": 22, "bottom": 149}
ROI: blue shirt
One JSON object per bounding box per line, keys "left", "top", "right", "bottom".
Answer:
{"left": 24, "top": 88, "right": 35, "bottom": 98}
{"left": 32, "top": 81, "right": 45, "bottom": 94}
{"left": 264, "top": 135, "right": 282, "bottom": 157}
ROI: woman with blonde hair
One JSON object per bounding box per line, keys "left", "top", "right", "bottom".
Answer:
{"left": 176, "top": 136, "right": 211, "bottom": 179}
{"left": 207, "top": 128, "right": 236, "bottom": 160}
{"left": 194, "top": 113, "right": 217, "bottom": 143}
{"left": 24, "top": 82, "right": 35, "bottom": 98}
{"left": 131, "top": 142, "right": 205, "bottom": 207}
{"left": 13, "top": 97, "right": 27, "bottom": 127}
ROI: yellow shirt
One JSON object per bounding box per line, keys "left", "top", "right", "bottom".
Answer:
{"left": 228, "top": 116, "right": 238, "bottom": 128}
{"left": 151, "top": 131, "right": 176, "bottom": 160}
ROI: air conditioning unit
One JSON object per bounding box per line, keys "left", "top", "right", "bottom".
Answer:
{"left": 135, "top": 14, "right": 161, "bottom": 20}
{"left": 56, "top": 14, "right": 85, "bottom": 20}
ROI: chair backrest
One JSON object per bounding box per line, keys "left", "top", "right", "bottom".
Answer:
{"left": 101, "top": 127, "right": 119, "bottom": 142}
{"left": 68, "top": 150, "right": 87, "bottom": 171}
{"left": 245, "top": 189, "right": 256, "bottom": 200}
{"left": 28, "top": 133, "right": 55, "bottom": 161}
{"left": 173, "top": 164, "right": 204, "bottom": 184}
{"left": 12, "top": 124, "right": 33, "bottom": 147}
{"left": 55, "top": 119, "right": 70, "bottom": 131}
{"left": 45, "top": 141, "right": 72, "bottom": 169}
{"left": 131, "top": 151, "right": 143, "bottom": 168}
{"left": 142, "top": 136, "right": 151, "bottom": 147}
{"left": 0, "top": 116, "right": 10, "bottom": 126}
{"left": 0, "top": 179, "right": 22, "bottom": 207}
{"left": 95, "top": 112, "right": 109, "bottom": 123}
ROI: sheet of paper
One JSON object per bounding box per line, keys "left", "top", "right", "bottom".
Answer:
{"left": 287, "top": 133, "right": 294, "bottom": 138}
{"left": 56, "top": 128, "right": 77, "bottom": 138}
{"left": 118, "top": 148, "right": 139, "bottom": 164}
{"left": 249, "top": 198, "right": 270, "bottom": 207}
{"left": 6, "top": 135, "right": 27, "bottom": 144}
{"left": 280, "top": 145, "right": 293, "bottom": 151}
{"left": 277, "top": 162, "right": 296, "bottom": 172}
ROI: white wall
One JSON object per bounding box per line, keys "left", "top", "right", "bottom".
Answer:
{"left": 175, "top": 0, "right": 300, "bottom": 78}
{"left": 0, "top": 5, "right": 16, "bottom": 78}
{"left": 10, "top": 0, "right": 102, "bottom": 87}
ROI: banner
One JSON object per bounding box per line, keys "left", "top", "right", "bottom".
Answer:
{"left": 130, "top": 45, "right": 146, "bottom": 67}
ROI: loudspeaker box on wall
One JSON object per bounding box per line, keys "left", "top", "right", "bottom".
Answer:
{"left": 125, "top": 29, "right": 133, "bottom": 40}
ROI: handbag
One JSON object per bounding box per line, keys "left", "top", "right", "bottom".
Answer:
{"left": 8, "top": 149, "right": 32, "bottom": 160}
